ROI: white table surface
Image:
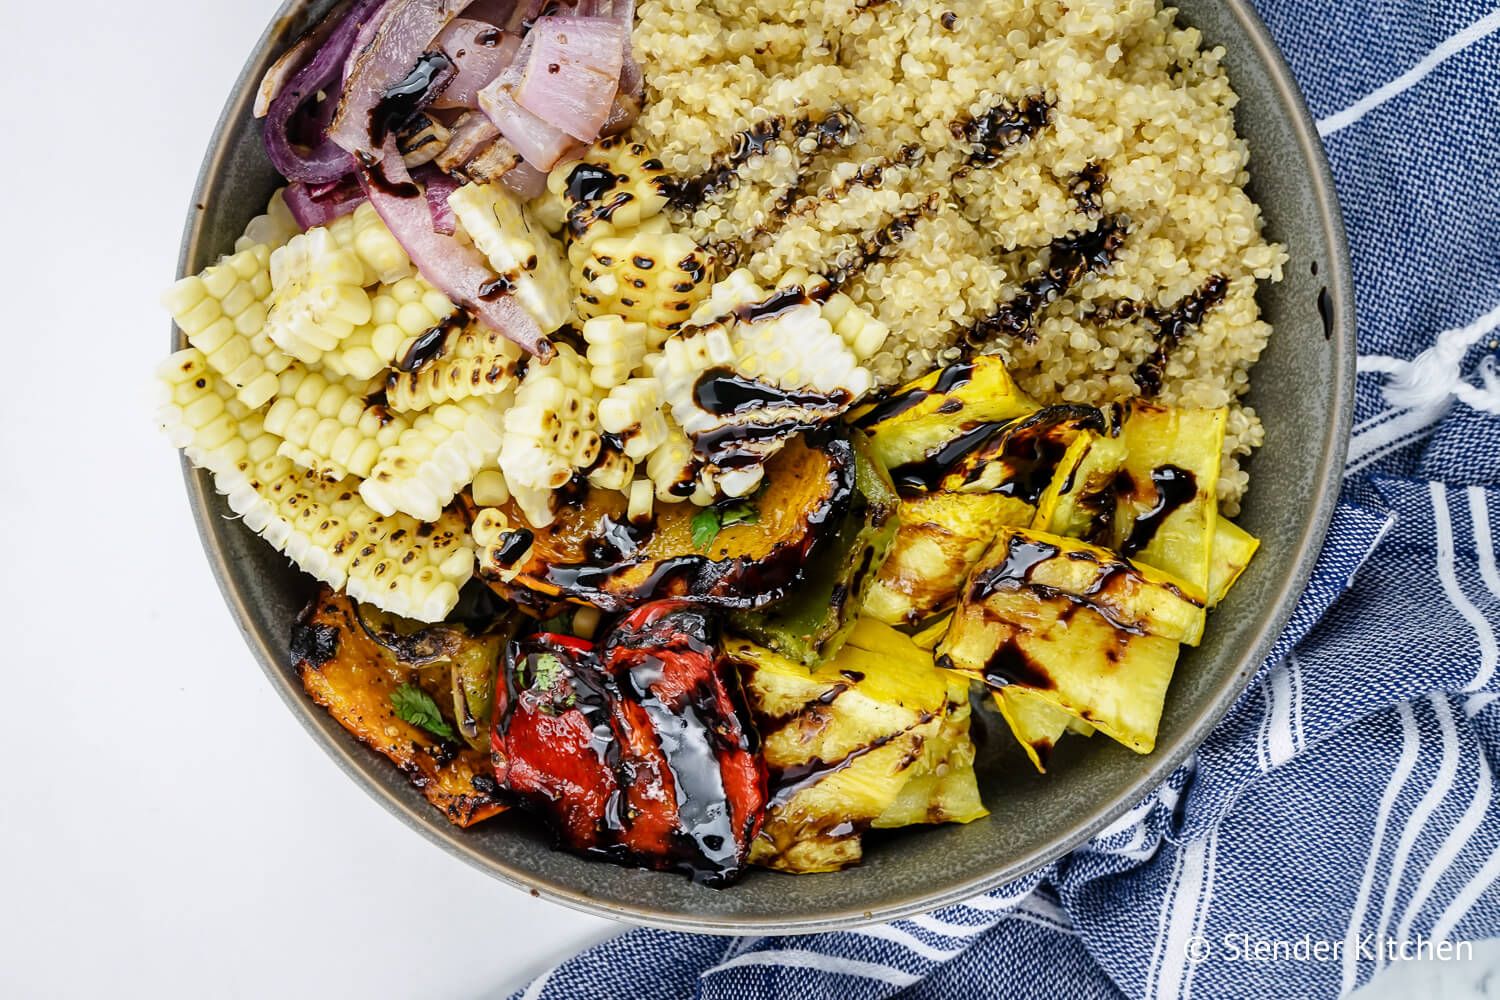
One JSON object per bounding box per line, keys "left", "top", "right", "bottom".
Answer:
{"left": 0, "top": 2, "right": 1492, "bottom": 997}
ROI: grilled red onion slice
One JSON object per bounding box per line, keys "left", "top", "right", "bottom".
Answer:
{"left": 328, "top": 0, "right": 470, "bottom": 159}
{"left": 284, "top": 173, "right": 370, "bottom": 229}
{"left": 433, "top": 19, "right": 520, "bottom": 108}
{"left": 264, "top": 0, "right": 389, "bottom": 184}
{"left": 500, "top": 161, "right": 549, "bottom": 199}
{"left": 256, "top": 19, "right": 336, "bottom": 119}
{"left": 515, "top": 17, "right": 624, "bottom": 141}
{"left": 359, "top": 137, "right": 554, "bottom": 359}
{"left": 478, "top": 77, "right": 582, "bottom": 171}
{"left": 415, "top": 166, "right": 462, "bottom": 234}
{"left": 461, "top": 0, "right": 521, "bottom": 26}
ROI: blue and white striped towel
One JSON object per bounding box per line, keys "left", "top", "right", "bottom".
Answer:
{"left": 515, "top": 1, "right": 1500, "bottom": 996}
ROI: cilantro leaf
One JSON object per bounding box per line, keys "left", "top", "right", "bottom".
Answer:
{"left": 390, "top": 683, "right": 457, "bottom": 741}
{"left": 691, "top": 508, "right": 721, "bottom": 549}
{"left": 720, "top": 502, "right": 760, "bottom": 529}
{"left": 531, "top": 652, "right": 566, "bottom": 691}
{"left": 692, "top": 502, "right": 759, "bottom": 550}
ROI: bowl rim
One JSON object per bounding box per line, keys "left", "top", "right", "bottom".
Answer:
{"left": 176, "top": 0, "right": 1356, "bottom": 934}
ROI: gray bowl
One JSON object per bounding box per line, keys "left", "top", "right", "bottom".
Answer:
{"left": 176, "top": 0, "right": 1354, "bottom": 933}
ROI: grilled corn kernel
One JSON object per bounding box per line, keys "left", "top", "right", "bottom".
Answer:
{"left": 161, "top": 354, "right": 473, "bottom": 621}
{"left": 266, "top": 229, "right": 374, "bottom": 364}
{"left": 587, "top": 447, "right": 636, "bottom": 491}
{"left": 348, "top": 201, "right": 414, "bottom": 285}
{"left": 597, "top": 377, "right": 670, "bottom": 461}
{"left": 643, "top": 420, "right": 713, "bottom": 505}
{"left": 386, "top": 324, "right": 526, "bottom": 411}
{"left": 220, "top": 454, "right": 474, "bottom": 621}
{"left": 154, "top": 349, "right": 280, "bottom": 476}
{"left": 236, "top": 188, "right": 301, "bottom": 254}
{"left": 575, "top": 229, "right": 714, "bottom": 344}
{"left": 499, "top": 343, "right": 602, "bottom": 492}
{"left": 162, "top": 244, "right": 289, "bottom": 408}
{"left": 470, "top": 469, "right": 511, "bottom": 507}
{"left": 582, "top": 315, "right": 651, "bottom": 389}
{"left": 361, "top": 396, "right": 508, "bottom": 522}
{"left": 264, "top": 365, "right": 410, "bottom": 481}
{"left": 472, "top": 506, "right": 537, "bottom": 581}
{"left": 447, "top": 181, "right": 573, "bottom": 334}
{"left": 627, "top": 479, "right": 655, "bottom": 523}
{"left": 548, "top": 136, "right": 671, "bottom": 249}
{"left": 321, "top": 276, "right": 458, "bottom": 381}
{"left": 778, "top": 267, "right": 891, "bottom": 363}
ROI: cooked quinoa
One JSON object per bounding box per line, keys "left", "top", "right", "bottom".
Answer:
{"left": 626, "top": 0, "right": 1285, "bottom": 513}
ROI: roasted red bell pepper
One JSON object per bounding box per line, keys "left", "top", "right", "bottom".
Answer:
{"left": 492, "top": 606, "right": 768, "bottom": 885}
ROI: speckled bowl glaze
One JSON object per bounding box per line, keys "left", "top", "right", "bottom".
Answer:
{"left": 176, "top": 0, "right": 1354, "bottom": 933}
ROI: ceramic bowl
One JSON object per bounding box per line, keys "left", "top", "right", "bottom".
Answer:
{"left": 176, "top": 0, "right": 1355, "bottom": 933}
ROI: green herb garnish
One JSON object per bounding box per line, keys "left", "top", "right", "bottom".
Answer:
{"left": 390, "top": 683, "right": 457, "bottom": 741}
{"left": 692, "top": 502, "right": 760, "bottom": 550}
{"left": 538, "top": 611, "right": 574, "bottom": 634}
{"left": 531, "top": 652, "right": 566, "bottom": 691}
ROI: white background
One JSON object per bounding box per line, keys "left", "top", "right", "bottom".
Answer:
{"left": 0, "top": 2, "right": 1494, "bottom": 998}
{"left": 0, "top": 2, "right": 616, "bottom": 997}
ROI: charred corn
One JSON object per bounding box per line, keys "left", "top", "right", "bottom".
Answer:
{"left": 651, "top": 269, "right": 872, "bottom": 486}
{"left": 575, "top": 227, "right": 714, "bottom": 342}
{"left": 225, "top": 455, "right": 473, "bottom": 622}
{"left": 322, "top": 275, "right": 459, "bottom": 382}
{"left": 548, "top": 136, "right": 670, "bottom": 251}
{"left": 264, "top": 365, "right": 410, "bottom": 481}
{"left": 162, "top": 244, "right": 289, "bottom": 409}
{"left": 643, "top": 418, "right": 715, "bottom": 505}
{"left": 471, "top": 506, "right": 535, "bottom": 583}
{"left": 499, "top": 343, "right": 602, "bottom": 494}
{"left": 385, "top": 324, "right": 526, "bottom": 411}
{"left": 581, "top": 316, "right": 650, "bottom": 388}
{"left": 325, "top": 202, "right": 415, "bottom": 286}
{"left": 266, "top": 228, "right": 373, "bottom": 364}
{"left": 360, "top": 396, "right": 509, "bottom": 522}
{"left": 157, "top": 351, "right": 472, "bottom": 622}
{"left": 154, "top": 349, "right": 279, "bottom": 477}
{"left": 447, "top": 181, "right": 573, "bottom": 334}
{"left": 597, "top": 377, "right": 671, "bottom": 461}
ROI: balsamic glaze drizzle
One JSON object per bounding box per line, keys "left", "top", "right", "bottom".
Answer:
{"left": 969, "top": 217, "right": 1128, "bottom": 344}
{"left": 1132, "top": 276, "right": 1230, "bottom": 395}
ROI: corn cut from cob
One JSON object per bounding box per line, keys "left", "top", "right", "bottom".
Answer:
{"left": 156, "top": 352, "right": 473, "bottom": 622}
{"left": 265, "top": 229, "right": 374, "bottom": 364}
{"left": 162, "top": 244, "right": 289, "bottom": 409}
{"left": 548, "top": 137, "right": 671, "bottom": 254}
{"left": 650, "top": 269, "right": 873, "bottom": 493}
{"left": 321, "top": 275, "right": 458, "bottom": 382}
{"left": 326, "top": 202, "right": 415, "bottom": 286}
{"left": 155, "top": 349, "right": 280, "bottom": 478}
{"left": 361, "top": 396, "right": 509, "bottom": 523}
{"left": 575, "top": 227, "right": 715, "bottom": 344}
{"left": 447, "top": 181, "right": 573, "bottom": 334}
{"left": 499, "top": 343, "right": 603, "bottom": 494}
{"left": 236, "top": 188, "right": 301, "bottom": 254}
{"left": 386, "top": 323, "right": 526, "bottom": 412}
{"left": 264, "top": 365, "right": 410, "bottom": 481}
